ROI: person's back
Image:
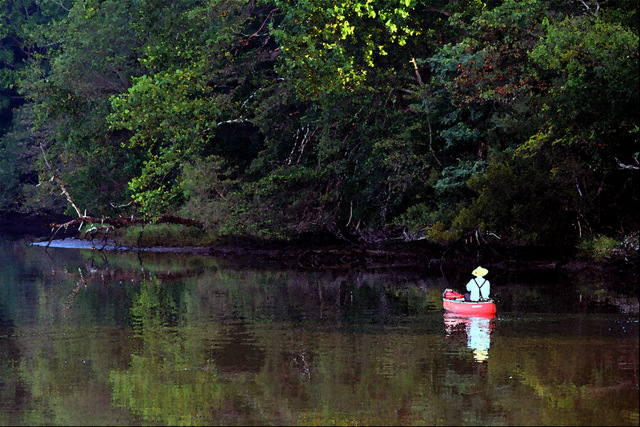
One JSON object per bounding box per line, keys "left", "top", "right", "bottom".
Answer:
{"left": 465, "top": 267, "right": 491, "bottom": 301}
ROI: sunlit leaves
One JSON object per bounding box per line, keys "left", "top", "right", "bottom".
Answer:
{"left": 109, "top": 69, "right": 220, "bottom": 149}
{"left": 268, "top": 0, "right": 422, "bottom": 99}
{"left": 108, "top": 67, "right": 222, "bottom": 216}
{"left": 106, "top": 0, "right": 254, "bottom": 217}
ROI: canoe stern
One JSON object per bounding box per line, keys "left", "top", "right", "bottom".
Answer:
{"left": 442, "top": 298, "right": 496, "bottom": 316}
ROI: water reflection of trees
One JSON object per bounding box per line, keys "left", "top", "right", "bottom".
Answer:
{"left": 106, "top": 273, "right": 461, "bottom": 425}
{"left": 2, "top": 242, "right": 638, "bottom": 426}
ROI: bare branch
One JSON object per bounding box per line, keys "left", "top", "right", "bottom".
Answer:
{"left": 409, "top": 57, "right": 424, "bottom": 87}
{"left": 40, "top": 143, "right": 83, "bottom": 218}
{"left": 110, "top": 200, "right": 135, "bottom": 209}
{"left": 52, "top": 214, "right": 205, "bottom": 232}
{"left": 248, "top": 8, "right": 279, "bottom": 39}
{"left": 616, "top": 157, "right": 640, "bottom": 170}
{"left": 409, "top": 58, "right": 442, "bottom": 168}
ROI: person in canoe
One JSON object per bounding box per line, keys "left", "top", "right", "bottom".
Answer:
{"left": 464, "top": 266, "right": 491, "bottom": 302}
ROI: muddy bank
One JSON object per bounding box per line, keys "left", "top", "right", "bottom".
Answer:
{"left": 207, "top": 235, "right": 638, "bottom": 292}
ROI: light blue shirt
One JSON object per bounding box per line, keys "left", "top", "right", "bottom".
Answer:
{"left": 466, "top": 277, "right": 490, "bottom": 301}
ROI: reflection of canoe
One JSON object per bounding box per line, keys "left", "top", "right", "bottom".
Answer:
{"left": 442, "top": 298, "right": 496, "bottom": 316}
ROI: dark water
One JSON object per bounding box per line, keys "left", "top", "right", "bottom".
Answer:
{"left": 1, "top": 237, "right": 638, "bottom": 426}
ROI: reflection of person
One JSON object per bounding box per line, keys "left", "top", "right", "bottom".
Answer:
{"left": 465, "top": 266, "right": 490, "bottom": 302}
{"left": 467, "top": 316, "right": 492, "bottom": 362}
{"left": 443, "top": 312, "right": 493, "bottom": 362}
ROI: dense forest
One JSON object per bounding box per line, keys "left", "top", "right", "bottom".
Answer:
{"left": 0, "top": 0, "right": 638, "bottom": 251}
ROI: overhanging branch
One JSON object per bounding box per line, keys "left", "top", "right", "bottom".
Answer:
{"left": 616, "top": 157, "right": 640, "bottom": 170}
{"left": 39, "top": 142, "right": 205, "bottom": 248}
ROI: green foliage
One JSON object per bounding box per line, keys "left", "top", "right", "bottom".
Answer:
{"left": 0, "top": 130, "right": 20, "bottom": 209}
{"left": 577, "top": 234, "right": 623, "bottom": 262}
{"left": 577, "top": 233, "right": 639, "bottom": 263}
{"left": 1, "top": 0, "right": 638, "bottom": 248}
{"left": 453, "top": 157, "right": 579, "bottom": 245}
{"left": 225, "top": 165, "right": 330, "bottom": 239}
{"left": 108, "top": 68, "right": 223, "bottom": 215}
{"left": 268, "top": 0, "right": 424, "bottom": 99}
{"left": 118, "top": 223, "right": 219, "bottom": 248}
{"left": 525, "top": 13, "right": 639, "bottom": 159}
{"left": 178, "top": 155, "right": 237, "bottom": 228}
{"left": 107, "top": 0, "right": 275, "bottom": 217}
{"left": 3, "top": 0, "right": 146, "bottom": 216}
{"left": 424, "top": 221, "right": 463, "bottom": 243}
{"left": 419, "top": 0, "right": 640, "bottom": 244}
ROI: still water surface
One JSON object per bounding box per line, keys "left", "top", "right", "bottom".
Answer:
{"left": 1, "top": 237, "right": 638, "bottom": 426}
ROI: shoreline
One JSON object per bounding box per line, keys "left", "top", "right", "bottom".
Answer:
{"left": 17, "top": 235, "right": 639, "bottom": 294}
{"left": 2, "top": 211, "right": 638, "bottom": 291}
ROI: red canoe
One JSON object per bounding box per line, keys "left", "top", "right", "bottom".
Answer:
{"left": 442, "top": 298, "right": 496, "bottom": 316}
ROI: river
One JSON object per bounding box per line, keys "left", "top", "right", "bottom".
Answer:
{"left": 0, "top": 237, "right": 638, "bottom": 426}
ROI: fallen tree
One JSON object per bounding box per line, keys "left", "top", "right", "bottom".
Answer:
{"left": 40, "top": 143, "right": 205, "bottom": 248}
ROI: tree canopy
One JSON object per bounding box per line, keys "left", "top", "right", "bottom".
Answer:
{"left": 1, "top": 0, "right": 638, "bottom": 248}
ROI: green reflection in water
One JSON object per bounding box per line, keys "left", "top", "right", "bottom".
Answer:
{"left": 0, "top": 239, "right": 638, "bottom": 426}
